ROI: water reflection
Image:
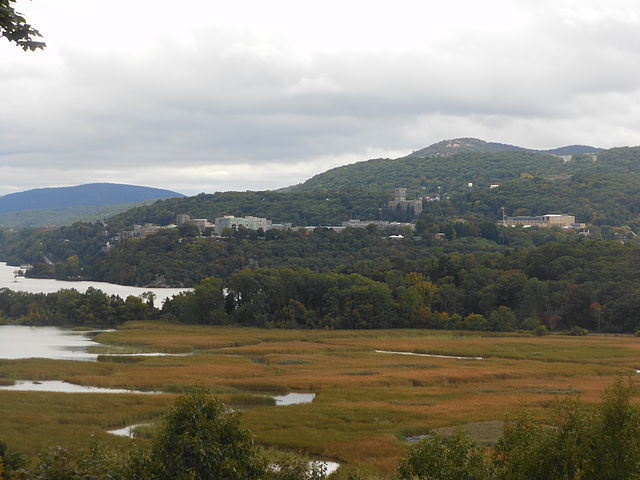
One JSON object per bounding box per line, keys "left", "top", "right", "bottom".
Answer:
{"left": 0, "top": 325, "right": 101, "bottom": 361}
{"left": 0, "top": 325, "right": 190, "bottom": 361}
{"left": 107, "top": 423, "right": 150, "bottom": 437}
{"left": 273, "top": 393, "right": 315, "bottom": 405}
{"left": 0, "top": 380, "right": 159, "bottom": 394}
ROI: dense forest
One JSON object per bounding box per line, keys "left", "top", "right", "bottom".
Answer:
{"left": 159, "top": 238, "right": 640, "bottom": 333}
{"left": 5, "top": 236, "right": 640, "bottom": 334}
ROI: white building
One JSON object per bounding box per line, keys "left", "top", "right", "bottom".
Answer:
{"left": 214, "top": 216, "right": 272, "bottom": 235}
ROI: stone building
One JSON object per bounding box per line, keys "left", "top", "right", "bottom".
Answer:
{"left": 388, "top": 188, "right": 423, "bottom": 218}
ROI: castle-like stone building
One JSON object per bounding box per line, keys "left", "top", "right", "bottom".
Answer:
{"left": 388, "top": 188, "right": 422, "bottom": 217}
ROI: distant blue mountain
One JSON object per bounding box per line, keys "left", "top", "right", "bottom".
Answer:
{"left": 0, "top": 183, "right": 184, "bottom": 214}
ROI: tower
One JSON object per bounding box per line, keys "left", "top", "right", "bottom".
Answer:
{"left": 394, "top": 188, "right": 407, "bottom": 202}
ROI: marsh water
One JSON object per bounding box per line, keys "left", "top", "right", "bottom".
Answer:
{"left": 0, "top": 380, "right": 159, "bottom": 394}
{"left": 273, "top": 393, "right": 315, "bottom": 405}
{"left": 0, "top": 325, "right": 103, "bottom": 361}
{"left": 0, "top": 326, "right": 317, "bottom": 406}
{"left": 0, "top": 325, "right": 194, "bottom": 361}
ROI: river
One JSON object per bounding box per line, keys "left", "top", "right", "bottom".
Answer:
{"left": 0, "top": 262, "right": 190, "bottom": 306}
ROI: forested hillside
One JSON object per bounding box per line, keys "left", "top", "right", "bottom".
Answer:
{"left": 293, "top": 150, "right": 565, "bottom": 193}
{"left": 291, "top": 138, "right": 602, "bottom": 194}
{"left": 0, "top": 199, "right": 165, "bottom": 228}
{"left": 406, "top": 137, "right": 600, "bottom": 158}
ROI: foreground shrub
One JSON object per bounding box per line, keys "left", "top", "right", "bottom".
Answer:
{"left": 398, "top": 378, "right": 640, "bottom": 480}
{"left": 396, "top": 430, "right": 493, "bottom": 480}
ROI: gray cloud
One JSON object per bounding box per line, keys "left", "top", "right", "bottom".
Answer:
{"left": 1, "top": 1, "right": 640, "bottom": 195}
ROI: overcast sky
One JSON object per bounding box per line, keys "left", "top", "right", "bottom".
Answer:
{"left": 1, "top": 0, "right": 640, "bottom": 196}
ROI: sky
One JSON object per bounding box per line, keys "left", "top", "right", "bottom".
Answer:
{"left": 2, "top": 0, "right": 640, "bottom": 196}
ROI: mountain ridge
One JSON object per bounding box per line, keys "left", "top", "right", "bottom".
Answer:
{"left": 0, "top": 183, "right": 184, "bottom": 215}
{"left": 405, "top": 137, "right": 601, "bottom": 159}
{"left": 286, "top": 137, "right": 603, "bottom": 193}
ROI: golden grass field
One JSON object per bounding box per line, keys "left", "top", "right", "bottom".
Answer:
{"left": 1, "top": 321, "right": 639, "bottom": 477}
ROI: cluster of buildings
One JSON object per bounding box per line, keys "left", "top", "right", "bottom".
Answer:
{"left": 117, "top": 214, "right": 292, "bottom": 242}
{"left": 116, "top": 188, "right": 423, "bottom": 242}
{"left": 116, "top": 187, "right": 587, "bottom": 244}
{"left": 292, "top": 219, "right": 414, "bottom": 233}
{"left": 117, "top": 214, "right": 416, "bottom": 243}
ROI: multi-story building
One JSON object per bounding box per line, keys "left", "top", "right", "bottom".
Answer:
{"left": 388, "top": 188, "right": 423, "bottom": 217}
{"left": 214, "top": 216, "right": 272, "bottom": 235}
{"left": 503, "top": 214, "right": 582, "bottom": 228}
{"left": 176, "top": 214, "right": 214, "bottom": 234}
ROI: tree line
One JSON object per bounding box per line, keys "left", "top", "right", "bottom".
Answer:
{"left": 6, "top": 236, "right": 640, "bottom": 333}
{"left": 0, "top": 288, "right": 155, "bottom": 326}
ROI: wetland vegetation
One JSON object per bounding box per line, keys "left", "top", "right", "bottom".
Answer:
{"left": 2, "top": 321, "right": 640, "bottom": 478}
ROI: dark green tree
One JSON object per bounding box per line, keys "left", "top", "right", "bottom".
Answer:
{"left": 396, "top": 430, "right": 493, "bottom": 480}
{"left": 1, "top": 0, "right": 45, "bottom": 50}
{"left": 151, "top": 389, "right": 268, "bottom": 480}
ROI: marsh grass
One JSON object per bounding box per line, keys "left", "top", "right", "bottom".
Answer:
{"left": 5, "top": 321, "right": 640, "bottom": 474}
{"left": 130, "top": 423, "right": 158, "bottom": 439}
{"left": 0, "top": 390, "right": 173, "bottom": 454}
{"left": 97, "top": 355, "right": 146, "bottom": 364}
{"left": 273, "top": 359, "right": 312, "bottom": 365}
{"left": 224, "top": 393, "right": 276, "bottom": 407}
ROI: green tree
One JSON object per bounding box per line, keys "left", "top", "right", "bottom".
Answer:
{"left": 396, "top": 430, "right": 493, "bottom": 480}
{"left": 494, "top": 379, "right": 640, "bottom": 480}
{"left": 0, "top": 439, "right": 26, "bottom": 479}
{"left": 494, "top": 396, "right": 590, "bottom": 480}
{"left": 489, "top": 306, "right": 516, "bottom": 331}
{"left": 584, "top": 379, "right": 640, "bottom": 480}
{"left": 151, "top": 389, "right": 267, "bottom": 480}
{"left": 1, "top": 0, "right": 45, "bottom": 50}
{"left": 189, "top": 277, "right": 228, "bottom": 324}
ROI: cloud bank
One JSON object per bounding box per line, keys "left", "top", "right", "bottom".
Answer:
{"left": 1, "top": 0, "right": 640, "bottom": 195}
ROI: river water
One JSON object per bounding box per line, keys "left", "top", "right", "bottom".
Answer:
{"left": 0, "top": 325, "right": 103, "bottom": 360}
{"left": 0, "top": 262, "right": 190, "bottom": 306}
{"left": 0, "top": 325, "right": 195, "bottom": 361}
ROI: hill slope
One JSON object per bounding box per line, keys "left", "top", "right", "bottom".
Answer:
{"left": 0, "top": 199, "right": 168, "bottom": 228}
{"left": 0, "top": 183, "right": 184, "bottom": 214}
{"left": 406, "top": 137, "right": 600, "bottom": 159}
{"left": 293, "top": 138, "right": 602, "bottom": 193}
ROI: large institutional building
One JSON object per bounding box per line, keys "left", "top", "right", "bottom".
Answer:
{"left": 214, "top": 216, "right": 291, "bottom": 235}
{"left": 214, "top": 216, "right": 271, "bottom": 235}
{"left": 388, "top": 188, "right": 423, "bottom": 217}
{"left": 503, "top": 214, "right": 581, "bottom": 228}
